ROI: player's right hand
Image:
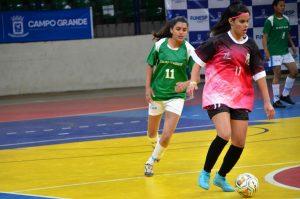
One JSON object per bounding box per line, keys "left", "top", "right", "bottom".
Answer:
{"left": 145, "top": 88, "right": 154, "bottom": 104}
{"left": 186, "top": 81, "right": 198, "bottom": 97}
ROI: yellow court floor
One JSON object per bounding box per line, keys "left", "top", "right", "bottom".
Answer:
{"left": 0, "top": 117, "right": 299, "bottom": 199}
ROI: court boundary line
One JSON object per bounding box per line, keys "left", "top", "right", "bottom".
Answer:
{"left": 0, "top": 106, "right": 148, "bottom": 123}
{"left": 0, "top": 120, "right": 275, "bottom": 148}
{"left": 12, "top": 160, "right": 300, "bottom": 193}
{"left": 0, "top": 124, "right": 215, "bottom": 147}
{"left": 265, "top": 165, "right": 300, "bottom": 190}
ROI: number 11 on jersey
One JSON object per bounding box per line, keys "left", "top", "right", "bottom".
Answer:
{"left": 166, "top": 69, "right": 175, "bottom": 79}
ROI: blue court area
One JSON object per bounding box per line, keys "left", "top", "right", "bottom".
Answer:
{"left": 1, "top": 97, "right": 300, "bottom": 150}
{"left": 0, "top": 192, "right": 60, "bottom": 199}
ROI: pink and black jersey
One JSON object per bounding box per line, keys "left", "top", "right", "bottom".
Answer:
{"left": 192, "top": 31, "right": 266, "bottom": 111}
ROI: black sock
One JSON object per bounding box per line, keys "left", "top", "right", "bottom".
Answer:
{"left": 218, "top": 144, "right": 244, "bottom": 177}
{"left": 203, "top": 136, "right": 228, "bottom": 173}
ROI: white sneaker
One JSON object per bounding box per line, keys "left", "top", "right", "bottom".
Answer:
{"left": 144, "top": 163, "right": 154, "bottom": 177}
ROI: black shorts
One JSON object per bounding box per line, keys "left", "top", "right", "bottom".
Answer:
{"left": 206, "top": 104, "right": 249, "bottom": 120}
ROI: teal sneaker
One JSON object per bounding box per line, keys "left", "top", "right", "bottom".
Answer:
{"left": 213, "top": 172, "right": 235, "bottom": 192}
{"left": 198, "top": 170, "right": 210, "bottom": 190}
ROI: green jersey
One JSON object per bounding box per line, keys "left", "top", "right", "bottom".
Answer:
{"left": 146, "top": 38, "right": 195, "bottom": 101}
{"left": 263, "top": 15, "right": 290, "bottom": 55}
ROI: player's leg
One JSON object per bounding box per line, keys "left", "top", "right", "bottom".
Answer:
{"left": 147, "top": 115, "right": 162, "bottom": 148}
{"left": 147, "top": 101, "right": 164, "bottom": 148}
{"left": 145, "top": 101, "right": 164, "bottom": 176}
{"left": 270, "top": 56, "right": 286, "bottom": 108}
{"left": 214, "top": 109, "right": 248, "bottom": 192}
{"left": 144, "top": 99, "right": 183, "bottom": 177}
{"left": 281, "top": 53, "right": 298, "bottom": 104}
{"left": 198, "top": 105, "right": 231, "bottom": 190}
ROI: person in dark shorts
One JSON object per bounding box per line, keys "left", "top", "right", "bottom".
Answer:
{"left": 185, "top": 1, "right": 275, "bottom": 192}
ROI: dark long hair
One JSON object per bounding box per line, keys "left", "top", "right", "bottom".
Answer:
{"left": 210, "top": 1, "right": 250, "bottom": 36}
{"left": 272, "top": 0, "right": 284, "bottom": 7}
{"left": 152, "top": 16, "right": 188, "bottom": 41}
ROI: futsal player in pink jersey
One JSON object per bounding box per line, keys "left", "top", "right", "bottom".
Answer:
{"left": 186, "top": 1, "right": 275, "bottom": 192}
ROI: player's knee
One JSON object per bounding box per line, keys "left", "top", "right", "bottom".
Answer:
{"left": 160, "top": 133, "right": 172, "bottom": 145}
{"left": 218, "top": 133, "right": 231, "bottom": 141}
{"left": 232, "top": 140, "right": 245, "bottom": 148}
{"left": 147, "top": 131, "right": 157, "bottom": 138}
{"left": 273, "top": 76, "right": 281, "bottom": 84}
{"left": 290, "top": 70, "right": 298, "bottom": 78}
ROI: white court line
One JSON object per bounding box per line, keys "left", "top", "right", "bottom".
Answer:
{"left": 79, "top": 126, "right": 89, "bottom": 128}
{"left": 265, "top": 165, "right": 300, "bottom": 190}
{"left": 25, "top": 131, "right": 36, "bottom": 133}
{"left": 96, "top": 124, "right": 106, "bottom": 127}
{"left": 14, "top": 160, "right": 300, "bottom": 193}
{"left": 0, "top": 121, "right": 267, "bottom": 147}
{"left": 0, "top": 124, "right": 215, "bottom": 147}
{"left": 0, "top": 130, "right": 146, "bottom": 147}
{"left": 58, "top": 133, "right": 70, "bottom": 136}
{"left": 113, "top": 122, "right": 123, "bottom": 125}
{"left": 61, "top": 127, "right": 71, "bottom": 130}
{"left": 130, "top": 121, "right": 140, "bottom": 123}
{"left": 43, "top": 129, "right": 54, "bottom": 132}
{"left": 0, "top": 106, "right": 148, "bottom": 123}
{"left": 6, "top": 132, "right": 17, "bottom": 135}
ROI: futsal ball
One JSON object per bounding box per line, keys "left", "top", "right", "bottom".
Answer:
{"left": 235, "top": 173, "right": 259, "bottom": 198}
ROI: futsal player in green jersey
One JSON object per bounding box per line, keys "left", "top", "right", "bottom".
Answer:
{"left": 144, "top": 16, "right": 198, "bottom": 176}
{"left": 262, "top": 0, "right": 298, "bottom": 108}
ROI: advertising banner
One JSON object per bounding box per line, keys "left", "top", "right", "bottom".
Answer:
{"left": 165, "top": 0, "right": 299, "bottom": 69}
{"left": 0, "top": 8, "right": 93, "bottom": 43}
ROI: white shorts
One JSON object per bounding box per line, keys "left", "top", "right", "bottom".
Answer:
{"left": 267, "top": 53, "right": 295, "bottom": 67}
{"left": 148, "top": 98, "right": 185, "bottom": 116}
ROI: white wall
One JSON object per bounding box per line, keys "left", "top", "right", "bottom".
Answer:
{"left": 0, "top": 35, "right": 153, "bottom": 96}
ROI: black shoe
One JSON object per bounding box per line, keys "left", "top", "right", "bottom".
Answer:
{"left": 280, "top": 95, "right": 295, "bottom": 105}
{"left": 273, "top": 100, "right": 286, "bottom": 108}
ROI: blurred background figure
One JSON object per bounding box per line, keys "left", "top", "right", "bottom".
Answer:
{"left": 262, "top": 0, "right": 298, "bottom": 108}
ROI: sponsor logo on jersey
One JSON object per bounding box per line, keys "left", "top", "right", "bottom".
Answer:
{"left": 223, "top": 52, "right": 231, "bottom": 60}
{"left": 160, "top": 60, "right": 183, "bottom": 66}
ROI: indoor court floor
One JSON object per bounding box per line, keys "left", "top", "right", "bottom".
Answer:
{"left": 0, "top": 79, "right": 299, "bottom": 199}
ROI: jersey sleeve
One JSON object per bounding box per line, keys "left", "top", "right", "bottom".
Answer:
{"left": 263, "top": 19, "right": 272, "bottom": 35}
{"left": 193, "top": 37, "right": 216, "bottom": 67}
{"left": 283, "top": 15, "right": 290, "bottom": 31}
{"left": 185, "top": 41, "right": 196, "bottom": 71}
{"left": 249, "top": 39, "right": 266, "bottom": 81}
{"left": 146, "top": 44, "right": 158, "bottom": 67}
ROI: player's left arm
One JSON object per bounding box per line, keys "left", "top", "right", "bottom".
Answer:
{"left": 256, "top": 77, "right": 275, "bottom": 120}
{"left": 250, "top": 39, "right": 275, "bottom": 120}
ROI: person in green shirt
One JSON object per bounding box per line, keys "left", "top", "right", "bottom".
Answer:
{"left": 144, "top": 16, "right": 198, "bottom": 177}
{"left": 262, "top": 0, "right": 298, "bottom": 108}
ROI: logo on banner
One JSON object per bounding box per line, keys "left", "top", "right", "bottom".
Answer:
{"left": 284, "top": 10, "right": 295, "bottom": 17}
{"left": 255, "top": 8, "right": 268, "bottom": 19}
{"left": 253, "top": 27, "right": 264, "bottom": 49}
{"left": 210, "top": 11, "right": 222, "bottom": 22}
{"left": 190, "top": 15, "right": 208, "bottom": 23}
{"left": 172, "top": 0, "right": 185, "bottom": 3}
{"left": 8, "top": 16, "right": 29, "bottom": 38}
